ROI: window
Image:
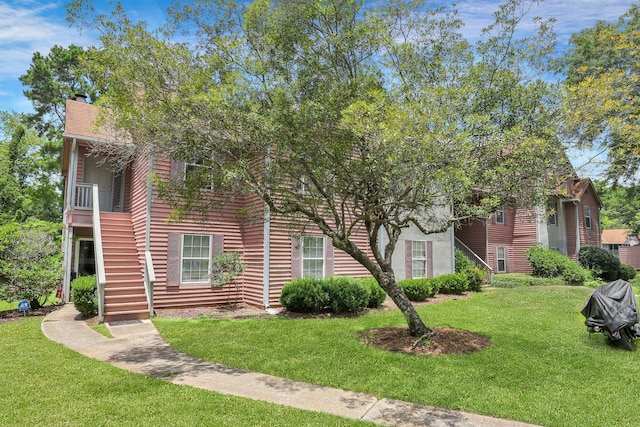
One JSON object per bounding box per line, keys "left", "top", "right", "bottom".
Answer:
{"left": 302, "top": 236, "right": 324, "bottom": 279}
{"left": 185, "top": 156, "right": 214, "bottom": 191}
{"left": 584, "top": 206, "right": 592, "bottom": 229}
{"left": 411, "top": 241, "right": 427, "bottom": 278}
{"left": 548, "top": 202, "right": 557, "bottom": 225}
{"left": 495, "top": 206, "right": 505, "bottom": 224}
{"left": 496, "top": 247, "right": 506, "bottom": 273}
{"left": 181, "top": 234, "right": 211, "bottom": 283}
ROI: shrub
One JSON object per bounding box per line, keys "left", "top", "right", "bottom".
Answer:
{"left": 279, "top": 278, "right": 330, "bottom": 313}
{"left": 327, "top": 277, "right": 371, "bottom": 313}
{"left": 355, "top": 277, "right": 387, "bottom": 308}
{"left": 464, "top": 267, "right": 486, "bottom": 292}
{"left": 398, "top": 278, "right": 436, "bottom": 301}
{"left": 435, "top": 273, "right": 468, "bottom": 295}
{"left": 71, "top": 275, "right": 97, "bottom": 317}
{"left": 492, "top": 273, "right": 562, "bottom": 288}
{"left": 619, "top": 264, "right": 637, "bottom": 281}
{"left": 578, "top": 245, "right": 621, "bottom": 281}
{"left": 525, "top": 245, "right": 588, "bottom": 285}
{"left": 454, "top": 249, "right": 474, "bottom": 273}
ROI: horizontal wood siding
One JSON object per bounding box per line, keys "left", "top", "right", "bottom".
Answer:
{"left": 455, "top": 219, "right": 487, "bottom": 261}
{"left": 511, "top": 207, "right": 538, "bottom": 274}
{"left": 239, "top": 193, "right": 266, "bottom": 307}
{"left": 578, "top": 188, "right": 601, "bottom": 248}
{"left": 148, "top": 157, "right": 246, "bottom": 309}
{"left": 619, "top": 247, "right": 640, "bottom": 269}
{"left": 487, "top": 207, "right": 515, "bottom": 273}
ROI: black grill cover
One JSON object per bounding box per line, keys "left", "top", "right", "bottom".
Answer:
{"left": 581, "top": 279, "right": 639, "bottom": 332}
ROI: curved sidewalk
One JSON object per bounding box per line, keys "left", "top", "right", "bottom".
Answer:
{"left": 42, "top": 304, "right": 539, "bottom": 427}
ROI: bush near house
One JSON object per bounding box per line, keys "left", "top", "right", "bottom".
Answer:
{"left": 354, "top": 277, "right": 387, "bottom": 308}
{"left": 280, "top": 277, "right": 383, "bottom": 314}
{"left": 578, "top": 245, "right": 621, "bottom": 281}
{"left": 525, "top": 246, "right": 590, "bottom": 285}
{"left": 454, "top": 249, "right": 486, "bottom": 291}
{"left": 619, "top": 264, "right": 637, "bottom": 281}
{"left": 71, "top": 275, "right": 97, "bottom": 317}
{"left": 435, "top": 273, "right": 469, "bottom": 295}
{"left": 397, "top": 278, "right": 438, "bottom": 301}
{"left": 327, "top": 277, "right": 371, "bottom": 314}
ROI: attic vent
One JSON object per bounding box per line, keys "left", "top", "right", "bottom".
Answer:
{"left": 74, "top": 94, "right": 87, "bottom": 103}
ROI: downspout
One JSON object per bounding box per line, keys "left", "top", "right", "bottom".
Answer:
{"left": 144, "top": 148, "right": 154, "bottom": 315}
{"left": 574, "top": 201, "right": 580, "bottom": 258}
{"left": 450, "top": 226, "right": 455, "bottom": 273}
{"left": 263, "top": 146, "right": 271, "bottom": 308}
{"left": 62, "top": 138, "right": 78, "bottom": 303}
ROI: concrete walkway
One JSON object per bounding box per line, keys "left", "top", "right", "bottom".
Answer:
{"left": 41, "top": 304, "right": 539, "bottom": 427}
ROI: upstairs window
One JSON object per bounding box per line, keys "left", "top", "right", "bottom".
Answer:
{"left": 548, "top": 202, "right": 557, "bottom": 225}
{"left": 584, "top": 205, "right": 592, "bottom": 229}
{"left": 495, "top": 206, "right": 505, "bottom": 224}
{"left": 185, "top": 156, "right": 215, "bottom": 191}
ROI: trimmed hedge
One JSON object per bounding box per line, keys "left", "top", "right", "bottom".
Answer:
{"left": 280, "top": 276, "right": 385, "bottom": 313}
{"left": 491, "top": 273, "right": 566, "bottom": 288}
{"left": 355, "top": 277, "right": 387, "bottom": 308}
{"left": 525, "top": 246, "right": 590, "bottom": 285}
{"left": 464, "top": 267, "right": 486, "bottom": 292}
{"left": 435, "top": 273, "right": 468, "bottom": 295}
{"left": 279, "top": 278, "right": 330, "bottom": 313}
{"left": 71, "top": 275, "right": 97, "bottom": 317}
{"left": 398, "top": 278, "right": 438, "bottom": 301}
{"left": 327, "top": 277, "right": 371, "bottom": 313}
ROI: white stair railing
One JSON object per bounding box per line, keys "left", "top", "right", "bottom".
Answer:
{"left": 92, "top": 185, "right": 107, "bottom": 321}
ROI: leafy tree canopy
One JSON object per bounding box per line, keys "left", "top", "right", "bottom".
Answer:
{"left": 0, "top": 112, "right": 62, "bottom": 223}
{"left": 19, "top": 44, "right": 100, "bottom": 140}
{"left": 557, "top": 5, "right": 640, "bottom": 183}
{"left": 594, "top": 180, "right": 640, "bottom": 234}
{"left": 68, "top": 0, "right": 562, "bottom": 336}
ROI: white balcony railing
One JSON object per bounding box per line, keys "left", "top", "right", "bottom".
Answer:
{"left": 74, "top": 183, "right": 93, "bottom": 210}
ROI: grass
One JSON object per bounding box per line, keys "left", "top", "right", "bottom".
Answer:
{"left": 91, "top": 323, "right": 114, "bottom": 338}
{"left": 154, "top": 286, "right": 640, "bottom": 427}
{"left": 0, "top": 318, "right": 373, "bottom": 426}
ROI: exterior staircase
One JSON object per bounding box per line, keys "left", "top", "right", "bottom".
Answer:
{"left": 100, "top": 212, "right": 149, "bottom": 322}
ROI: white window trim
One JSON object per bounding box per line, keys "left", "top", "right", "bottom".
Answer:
{"left": 584, "top": 205, "right": 592, "bottom": 229}
{"left": 548, "top": 202, "right": 557, "bottom": 226}
{"left": 496, "top": 246, "right": 506, "bottom": 273}
{"left": 302, "top": 236, "right": 324, "bottom": 279}
{"left": 495, "top": 206, "right": 505, "bottom": 224}
{"left": 184, "top": 157, "right": 215, "bottom": 192}
{"left": 411, "top": 240, "right": 427, "bottom": 278}
{"left": 180, "top": 234, "right": 212, "bottom": 284}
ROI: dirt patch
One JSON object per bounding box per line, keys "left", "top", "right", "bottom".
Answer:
{"left": 357, "top": 327, "right": 491, "bottom": 356}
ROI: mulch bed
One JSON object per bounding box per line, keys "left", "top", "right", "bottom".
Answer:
{"left": 0, "top": 303, "right": 63, "bottom": 325}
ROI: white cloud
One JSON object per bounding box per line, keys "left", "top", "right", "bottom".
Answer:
{"left": 0, "top": 1, "right": 94, "bottom": 112}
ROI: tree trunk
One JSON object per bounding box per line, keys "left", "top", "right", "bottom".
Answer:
{"left": 378, "top": 272, "right": 432, "bottom": 337}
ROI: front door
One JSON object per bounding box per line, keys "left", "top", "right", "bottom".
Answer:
{"left": 84, "top": 155, "right": 113, "bottom": 211}
{"left": 75, "top": 239, "right": 96, "bottom": 277}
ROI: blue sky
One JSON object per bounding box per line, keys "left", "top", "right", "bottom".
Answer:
{"left": 0, "top": 0, "right": 636, "bottom": 175}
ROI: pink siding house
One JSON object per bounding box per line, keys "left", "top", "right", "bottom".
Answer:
{"left": 61, "top": 98, "right": 453, "bottom": 321}
{"left": 455, "top": 177, "right": 602, "bottom": 275}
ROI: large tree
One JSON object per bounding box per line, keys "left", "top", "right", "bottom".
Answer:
{"left": 0, "top": 112, "right": 62, "bottom": 223}
{"left": 557, "top": 5, "right": 640, "bottom": 182}
{"left": 69, "top": 0, "right": 561, "bottom": 337}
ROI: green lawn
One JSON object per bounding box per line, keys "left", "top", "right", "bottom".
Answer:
{"left": 0, "top": 317, "right": 372, "bottom": 426}
{"left": 154, "top": 286, "right": 640, "bottom": 427}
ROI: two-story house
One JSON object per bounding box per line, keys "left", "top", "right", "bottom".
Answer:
{"left": 455, "top": 176, "right": 602, "bottom": 274}
{"left": 61, "top": 97, "right": 454, "bottom": 321}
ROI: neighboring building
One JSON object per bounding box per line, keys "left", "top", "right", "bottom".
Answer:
{"left": 61, "top": 98, "right": 453, "bottom": 321}
{"left": 602, "top": 229, "right": 640, "bottom": 269}
{"left": 602, "top": 229, "right": 639, "bottom": 257}
{"left": 455, "top": 177, "right": 602, "bottom": 274}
